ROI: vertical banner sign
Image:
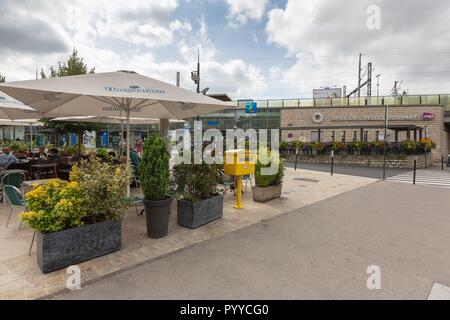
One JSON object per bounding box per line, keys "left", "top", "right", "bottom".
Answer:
{"left": 102, "top": 131, "right": 108, "bottom": 147}
{"left": 71, "top": 133, "right": 78, "bottom": 146}
{"left": 83, "top": 131, "right": 96, "bottom": 148}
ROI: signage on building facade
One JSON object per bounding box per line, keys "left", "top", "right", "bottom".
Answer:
{"left": 312, "top": 112, "right": 324, "bottom": 123}
{"left": 423, "top": 112, "right": 435, "bottom": 121}
{"left": 331, "top": 114, "right": 419, "bottom": 122}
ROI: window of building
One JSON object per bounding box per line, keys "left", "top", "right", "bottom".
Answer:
{"left": 353, "top": 131, "right": 358, "bottom": 142}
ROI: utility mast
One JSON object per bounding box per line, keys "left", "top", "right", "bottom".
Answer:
{"left": 358, "top": 53, "right": 362, "bottom": 97}
{"left": 346, "top": 53, "right": 373, "bottom": 99}
{"left": 191, "top": 50, "right": 200, "bottom": 93}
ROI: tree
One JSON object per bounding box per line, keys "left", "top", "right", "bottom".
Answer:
{"left": 0, "top": 73, "right": 5, "bottom": 83}
{"left": 40, "top": 48, "right": 95, "bottom": 79}
{"left": 41, "top": 48, "right": 97, "bottom": 151}
{"left": 42, "top": 119, "right": 103, "bottom": 152}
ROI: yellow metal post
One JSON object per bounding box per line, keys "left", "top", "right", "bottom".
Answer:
{"left": 234, "top": 175, "right": 244, "bottom": 209}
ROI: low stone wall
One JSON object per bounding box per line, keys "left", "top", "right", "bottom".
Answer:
{"left": 285, "top": 154, "right": 433, "bottom": 169}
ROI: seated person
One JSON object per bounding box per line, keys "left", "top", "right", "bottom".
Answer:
{"left": 0, "top": 147, "right": 19, "bottom": 169}
{"left": 14, "top": 151, "right": 28, "bottom": 160}
{"left": 48, "top": 148, "right": 60, "bottom": 161}
{"left": 108, "top": 151, "right": 117, "bottom": 159}
{"left": 38, "top": 147, "right": 48, "bottom": 160}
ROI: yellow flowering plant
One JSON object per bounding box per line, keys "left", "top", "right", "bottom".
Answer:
{"left": 20, "top": 157, "right": 133, "bottom": 234}
{"left": 20, "top": 180, "right": 87, "bottom": 233}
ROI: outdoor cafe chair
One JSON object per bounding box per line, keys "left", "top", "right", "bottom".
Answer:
{"left": 3, "top": 185, "right": 36, "bottom": 256}
{"left": 1, "top": 171, "right": 26, "bottom": 206}
{"left": 3, "top": 185, "right": 26, "bottom": 228}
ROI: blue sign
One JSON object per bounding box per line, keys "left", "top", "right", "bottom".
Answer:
{"left": 71, "top": 133, "right": 78, "bottom": 145}
{"left": 207, "top": 121, "right": 220, "bottom": 126}
{"left": 102, "top": 131, "right": 108, "bottom": 147}
{"left": 245, "top": 102, "right": 257, "bottom": 114}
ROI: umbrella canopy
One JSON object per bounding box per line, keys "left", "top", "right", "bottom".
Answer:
{"left": 0, "top": 71, "right": 234, "bottom": 195}
{"left": 0, "top": 119, "right": 43, "bottom": 126}
{"left": 51, "top": 115, "right": 185, "bottom": 125}
{"left": 0, "top": 71, "right": 235, "bottom": 119}
{"left": 0, "top": 90, "right": 43, "bottom": 120}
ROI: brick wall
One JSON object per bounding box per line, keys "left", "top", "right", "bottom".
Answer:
{"left": 281, "top": 105, "right": 446, "bottom": 161}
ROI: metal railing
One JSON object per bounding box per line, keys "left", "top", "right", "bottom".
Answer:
{"left": 237, "top": 94, "right": 450, "bottom": 111}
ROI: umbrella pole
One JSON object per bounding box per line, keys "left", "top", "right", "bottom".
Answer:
{"left": 30, "top": 123, "right": 33, "bottom": 152}
{"left": 120, "top": 120, "right": 124, "bottom": 156}
{"left": 126, "top": 110, "right": 131, "bottom": 197}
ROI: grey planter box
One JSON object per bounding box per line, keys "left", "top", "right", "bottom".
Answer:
{"left": 252, "top": 184, "right": 283, "bottom": 203}
{"left": 177, "top": 195, "right": 223, "bottom": 229}
{"left": 37, "top": 220, "right": 122, "bottom": 274}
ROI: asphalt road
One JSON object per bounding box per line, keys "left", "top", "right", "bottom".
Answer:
{"left": 57, "top": 181, "right": 450, "bottom": 300}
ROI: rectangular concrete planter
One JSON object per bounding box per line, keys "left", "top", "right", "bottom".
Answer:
{"left": 177, "top": 195, "right": 223, "bottom": 229}
{"left": 252, "top": 184, "right": 283, "bottom": 203}
{"left": 37, "top": 220, "right": 122, "bottom": 274}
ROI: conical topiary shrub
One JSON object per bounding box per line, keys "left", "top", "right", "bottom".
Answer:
{"left": 140, "top": 133, "right": 169, "bottom": 201}
{"left": 140, "top": 133, "right": 171, "bottom": 239}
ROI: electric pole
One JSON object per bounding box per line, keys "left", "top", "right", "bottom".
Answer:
{"left": 376, "top": 74, "right": 381, "bottom": 97}
{"left": 176, "top": 72, "right": 180, "bottom": 87}
{"left": 197, "top": 50, "right": 200, "bottom": 94}
{"left": 191, "top": 50, "right": 201, "bottom": 93}
{"left": 367, "top": 62, "right": 372, "bottom": 97}
{"left": 358, "top": 53, "right": 362, "bottom": 97}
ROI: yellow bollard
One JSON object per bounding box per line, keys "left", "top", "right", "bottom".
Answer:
{"left": 234, "top": 176, "right": 244, "bottom": 209}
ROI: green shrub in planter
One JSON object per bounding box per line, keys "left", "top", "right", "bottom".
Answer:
{"left": 140, "top": 134, "right": 171, "bottom": 238}
{"left": 253, "top": 147, "right": 285, "bottom": 202}
{"left": 173, "top": 163, "right": 224, "bottom": 229}
{"left": 400, "top": 140, "right": 418, "bottom": 155}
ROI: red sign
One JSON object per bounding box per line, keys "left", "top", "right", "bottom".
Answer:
{"left": 423, "top": 112, "right": 435, "bottom": 121}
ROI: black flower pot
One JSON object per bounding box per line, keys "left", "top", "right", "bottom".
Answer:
{"left": 143, "top": 197, "right": 171, "bottom": 239}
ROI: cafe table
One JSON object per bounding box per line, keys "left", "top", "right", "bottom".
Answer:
{"left": 31, "top": 163, "right": 58, "bottom": 179}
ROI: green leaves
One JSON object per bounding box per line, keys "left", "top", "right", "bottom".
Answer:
{"left": 140, "top": 134, "right": 170, "bottom": 201}
{"left": 255, "top": 148, "right": 285, "bottom": 188}
{"left": 172, "top": 163, "right": 221, "bottom": 203}
{"left": 40, "top": 48, "right": 95, "bottom": 79}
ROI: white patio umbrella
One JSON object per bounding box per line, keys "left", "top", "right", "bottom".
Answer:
{"left": 0, "top": 91, "right": 43, "bottom": 120}
{"left": 0, "top": 91, "right": 46, "bottom": 150}
{"left": 51, "top": 115, "right": 185, "bottom": 125}
{"left": 0, "top": 71, "right": 235, "bottom": 194}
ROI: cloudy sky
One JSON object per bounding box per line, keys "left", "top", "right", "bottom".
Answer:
{"left": 0, "top": 0, "right": 449, "bottom": 100}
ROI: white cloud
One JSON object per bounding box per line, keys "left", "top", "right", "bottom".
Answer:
{"left": 226, "top": 0, "right": 268, "bottom": 27}
{"left": 265, "top": 0, "right": 450, "bottom": 97}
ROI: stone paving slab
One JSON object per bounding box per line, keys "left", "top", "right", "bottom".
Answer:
{"left": 0, "top": 168, "right": 377, "bottom": 300}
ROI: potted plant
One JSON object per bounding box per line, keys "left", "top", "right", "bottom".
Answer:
{"left": 173, "top": 162, "right": 223, "bottom": 229}
{"left": 19, "top": 158, "right": 132, "bottom": 273}
{"left": 140, "top": 134, "right": 171, "bottom": 239}
{"left": 252, "top": 147, "right": 285, "bottom": 203}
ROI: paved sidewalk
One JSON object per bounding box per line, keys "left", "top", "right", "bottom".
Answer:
{"left": 0, "top": 168, "right": 376, "bottom": 299}
{"left": 58, "top": 181, "right": 450, "bottom": 300}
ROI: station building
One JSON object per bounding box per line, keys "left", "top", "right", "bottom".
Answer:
{"left": 195, "top": 94, "right": 450, "bottom": 161}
